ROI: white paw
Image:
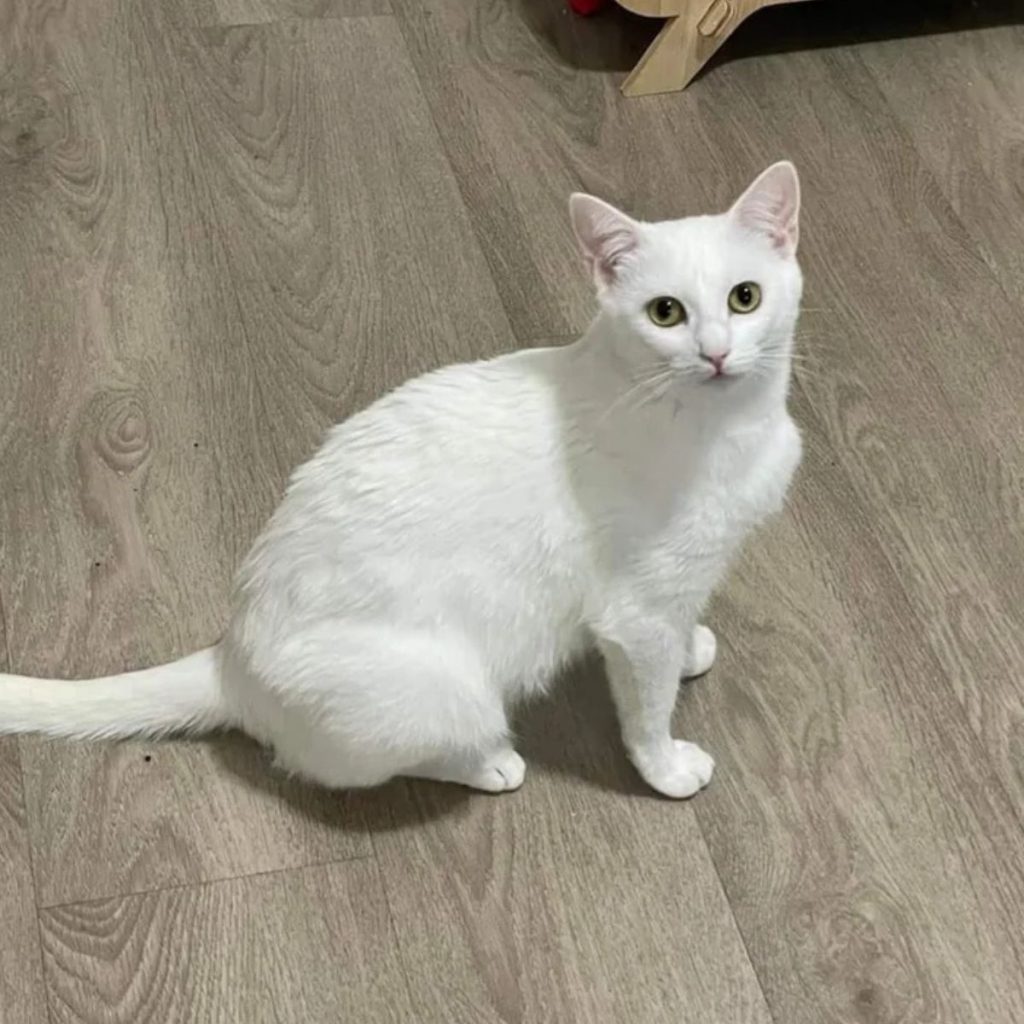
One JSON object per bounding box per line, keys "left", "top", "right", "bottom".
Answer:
{"left": 633, "top": 740, "right": 715, "bottom": 799}
{"left": 467, "top": 748, "right": 527, "bottom": 793}
{"left": 684, "top": 624, "right": 717, "bottom": 679}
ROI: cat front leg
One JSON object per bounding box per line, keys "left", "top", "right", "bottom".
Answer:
{"left": 595, "top": 616, "right": 715, "bottom": 799}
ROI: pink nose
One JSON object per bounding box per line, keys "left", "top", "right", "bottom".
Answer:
{"left": 701, "top": 352, "right": 728, "bottom": 375}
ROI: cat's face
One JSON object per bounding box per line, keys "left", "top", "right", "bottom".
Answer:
{"left": 570, "top": 163, "right": 802, "bottom": 387}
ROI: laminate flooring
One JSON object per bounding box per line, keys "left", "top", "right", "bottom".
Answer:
{"left": 1, "top": 1, "right": 1023, "bottom": 1021}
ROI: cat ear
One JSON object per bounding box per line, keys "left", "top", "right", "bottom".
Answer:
{"left": 569, "top": 193, "right": 641, "bottom": 288}
{"left": 729, "top": 162, "right": 800, "bottom": 256}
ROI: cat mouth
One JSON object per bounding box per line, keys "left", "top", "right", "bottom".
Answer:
{"left": 703, "top": 369, "right": 737, "bottom": 384}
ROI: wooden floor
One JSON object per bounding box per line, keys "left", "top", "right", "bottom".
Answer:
{"left": 2, "top": 1, "right": 1024, "bottom": 1021}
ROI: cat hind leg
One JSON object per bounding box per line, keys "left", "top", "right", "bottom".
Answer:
{"left": 263, "top": 625, "right": 520, "bottom": 793}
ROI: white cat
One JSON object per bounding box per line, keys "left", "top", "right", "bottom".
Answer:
{"left": 0, "top": 163, "right": 803, "bottom": 799}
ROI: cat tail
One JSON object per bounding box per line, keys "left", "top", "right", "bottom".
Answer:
{"left": 0, "top": 646, "right": 232, "bottom": 740}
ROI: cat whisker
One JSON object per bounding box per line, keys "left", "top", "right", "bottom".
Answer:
{"left": 624, "top": 369, "right": 677, "bottom": 416}
{"left": 791, "top": 333, "right": 839, "bottom": 351}
{"left": 753, "top": 353, "right": 819, "bottom": 381}
{"left": 632, "top": 381, "right": 674, "bottom": 415}
{"left": 600, "top": 366, "right": 676, "bottom": 424}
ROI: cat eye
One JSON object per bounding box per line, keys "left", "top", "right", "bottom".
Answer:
{"left": 647, "top": 296, "right": 687, "bottom": 328}
{"left": 728, "top": 282, "right": 762, "bottom": 314}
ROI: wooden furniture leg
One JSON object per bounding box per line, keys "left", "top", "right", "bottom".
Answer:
{"left": 622, "top": 0, "right": 747, "bottom": 96}
{"left": 619, "top": 0, "right": 809, "bottom": 97}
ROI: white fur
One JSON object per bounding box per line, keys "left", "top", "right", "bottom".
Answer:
{"left": 0, "top": 163, "right": 804, "bottom": 799}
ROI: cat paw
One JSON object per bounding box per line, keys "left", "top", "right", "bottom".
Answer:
{"left": 633, "top": 740, "right": 714, "bottom": 799}
{"left": 683, "top": 624, "right": 717, "bottom": 679}
{"left": 468, "top": 749, "right": 527, "bottom": 793}
{"left": 412, "top": 747, "right": 526, "bottom": 793}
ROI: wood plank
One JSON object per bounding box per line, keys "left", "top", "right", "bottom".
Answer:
{"left": 211, "top": 0, "right": 391, "bottom": 25}
{"left": 0, "top": 733, "right": 49, "bottom": 1024}
{"left": 371, "top": 690, "right": 773, "bottom": 1024}
{"left": 0, "top": 6, "right": 513, "bottom": 906}
{"left": 0, "top": 591, "right": 48, "bottom": 1024}
{"left": 39, "top": 859, "right": 414, "bottom": 1024}
{"left": 686, "top": 417, "right": 1024, "bottom": 1024}
{"left": 866, "top": 16, "right": 1024, "bottom": 301}
{"left": 0, "top": 597, "right": 47, "bottom": 1024}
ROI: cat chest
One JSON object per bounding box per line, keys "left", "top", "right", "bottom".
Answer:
{"left": 662, "top": 428, "right": 800, "bottom": 558}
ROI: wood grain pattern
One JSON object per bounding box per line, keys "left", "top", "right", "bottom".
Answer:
{"left": 685, "top": 424, "right": 1024, "bottom": 1023}
{"left": 211, "top": 0, "right": 391, "bottom": 24}
{"left": 732, "top": 43, "right": 1024, "bottom": 818}
{"left": 0, "top": 569, "right": 47, "bottom": 1024}
{"left": 371, "top": 685, "right": 773, "bottom": 1023}
{"left": 2, "top": 7, "right": 514, "bottom": 907}
{"left": 40, "top": 860, "right": 414, "bottom": 1024}
{"left": 2, "top": 1, "right": 1024, "bottom": 1022}
{"left": 394, "top": 0, "right": 783, "bottom": 339}
{"left": 0, "top": 737, "right": 49, "bottom": 1024}
{"left": 856, "top": 26, "right": 1024, "bottom": 589}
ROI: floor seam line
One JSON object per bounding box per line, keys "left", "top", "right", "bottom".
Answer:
{"left": 38, "top": 851, "right": 378, "bottom": 912}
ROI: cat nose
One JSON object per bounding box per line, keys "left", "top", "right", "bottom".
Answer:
{"left": 699, "top": 350, "right": 729, "bottom": 375}
{"left": 697, "top": 324, "right": 730, "bottom": 372}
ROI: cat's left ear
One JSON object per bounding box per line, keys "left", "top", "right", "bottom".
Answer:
{"left": 569, "top": 193, "right": 641, "bottom": 288}
{"left": 729, "top": 162, "right": 800, "bottom": 257}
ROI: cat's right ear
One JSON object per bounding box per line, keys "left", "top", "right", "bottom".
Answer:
{"left": 569, "top": 194, "right": 640, "bottom": 289}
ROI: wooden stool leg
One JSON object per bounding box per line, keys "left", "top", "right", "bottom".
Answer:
{"left": 622, "top": 0, "right": 750, "bottom": 97}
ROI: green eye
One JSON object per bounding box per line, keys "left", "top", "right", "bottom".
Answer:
{"left": 728, "top": 282, "right": 762, "bottom": 314}
{"left": 647, "top": 296, "right": 687, "bottom": 327}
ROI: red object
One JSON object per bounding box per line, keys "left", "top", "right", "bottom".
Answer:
{"left": 569, "top": 0, "right": 607, "bottom": 14}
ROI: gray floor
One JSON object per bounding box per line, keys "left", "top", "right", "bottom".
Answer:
{"left": 2, "top": 1, "right": 1024, "bottom": 1021}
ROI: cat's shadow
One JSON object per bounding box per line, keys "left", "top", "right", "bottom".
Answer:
{"left": 514, "top": 653, "right": 651, "bottom": 798}
{"left": 209, "top": 654, "right": 663, "bottom": 834}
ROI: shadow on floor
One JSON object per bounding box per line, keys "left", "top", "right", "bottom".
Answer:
{"left": 206, "top": 653, "right": 684, "bottom": 834}
{"left": 517, "top": 0, "right": 1024, "bottom": 79}
{"left": 513, "top": 653, "right": 650, "bottom": 798}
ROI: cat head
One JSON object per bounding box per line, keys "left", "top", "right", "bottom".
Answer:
{"left": 569, "top": 162, "right": 802, "bottom": 386}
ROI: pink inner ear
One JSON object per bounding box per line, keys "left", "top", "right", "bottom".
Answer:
{"left": 732, "top": 165, "right": 800, "bottom": 254}
{"left": 571, "top": 195, "right": 639, "bottom": 286}
{"left": 589, "top": 221, "right": 637, "bottom": 283}
{"left": 737, "top": 192, "right": 798, "bottom": 251}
